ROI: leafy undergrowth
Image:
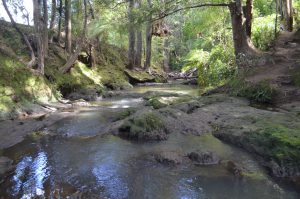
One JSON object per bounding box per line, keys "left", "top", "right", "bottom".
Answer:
{"left": 228, "top": 77, "right": 277, "bottom": 104}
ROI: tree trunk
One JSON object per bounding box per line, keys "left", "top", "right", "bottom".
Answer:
{"left": 127, "top": 0, "right": 135, "bottom": 69}
{"left": 134, "top": 0, "right": 142, "bottom": 68}
{"left": 282, "top": 0, "right": 293, "bottom": 32}
{"left": 49, "top": 0, "right": 57, "bottom": 43}
{"left": 243, "top": 0, "right": 253, "bottom": 38}
{"left": 42, "top": 0, "right": 48, "bottom": 57}
{"left": 57, "top": 0, "right": 63, "bottom": 42}
{"left": 33, "top": 0, "right": 45, "bottom": 74}
{"left": 144, "top": 0, "right": 153, "bottom": 70}
{"left": 2, "top": 0, "right": 36, "bottom": 68}
{"left": 65, "top": 0, "right": 72, "bottom": 53}
{"left": 163, "top": 37, "right": 170, "bottom": 72}
{"left": 228, "top": 1, "right": 257, "bottom": 57}
{"left": 60, "top": 0, "right": 88, "bottom": 74}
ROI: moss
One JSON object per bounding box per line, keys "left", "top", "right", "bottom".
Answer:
{"left": 242, "top": 172, "right": 266, "bottom": 181}
{"left": 246, "top": 123, "right": 300, "bottom": 169}
{"left": 146, "top": 98, "right": 168, "bottom": 109}
{"left": 119, "top": 112, "right": 168, "bottom": 140}
{"left": 26, "top": 131, "right": 49, "bottom": 141}
{"left": 113, "top": 108, "right": 137, "bottom": 121}
{"left": 124, "top": 69, "right": 155, "bottom": 83}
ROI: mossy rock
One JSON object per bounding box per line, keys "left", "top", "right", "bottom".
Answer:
{"left": 113, "top": 108, "right": 137, "bottom": 122}
{"left": 146, "top": 98, "right": 168, "bottom": 109}
{"left": 119, "top": 112, "right": 169, "bottom": 141}
{"left": 124, "top": 69, "right": 155, "bottom": 84}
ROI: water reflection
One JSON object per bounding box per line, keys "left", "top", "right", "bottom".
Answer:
{"left": 11, "top": 151, "right": 49, "bottom": 198}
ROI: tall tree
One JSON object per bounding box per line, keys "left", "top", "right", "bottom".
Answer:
{"left": 33, "top": 0, "right": 45, "bottom": 74}
{"left": 135, "top": 0, "right": 143, "bottom": 68}
{"left": 282, "top": 0, "right": 293, "bottom": 31}
{"left": 127, "top": 0, "right": 135, "bottom": 69}
{"left": 243, "top": 0, "right": 253, "bottom": 38}
{"left": 49, "top": 0, "right": 57, "bottom": 43}
{"left": 144, "top": 0, "right": 153, "bottom": 70}
{"left": 57, "top": 0, "right": 63, "bottom": 42}
{"left": 1, "top": 0, "right": 36, "bottom": 67}
{"left": 163, "top": 37, "right": 170, "bottom": 72}
{"left": 228, "top": 0, "right": 257, "bottom": 57}
{"left": 60, "top": 0, "right": 88, "bottom": 73}
{"left": 65, "top": 0, "right": 72, "bottom": 53}
{"left": 42, "top": 0, "right": 48, "bottom": 56}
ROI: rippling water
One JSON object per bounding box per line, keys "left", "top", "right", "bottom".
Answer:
{"left": 0, "top": 84, "right": 299, "bottom": 199}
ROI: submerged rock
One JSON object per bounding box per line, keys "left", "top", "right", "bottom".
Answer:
{"left": 226, "top": 161, "right": 244, "bottom": 177}
{"left": 187, "top": 151, "right": 220, "bottom": 165}
{"left": 154, "top": 151, "right": 183, "bottom": 166}
{"left": 0, "top": 156, "right": 13, "bottom": 175}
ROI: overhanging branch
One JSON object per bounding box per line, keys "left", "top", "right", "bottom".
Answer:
{"left": 152, "top": 3, "right": 230, "bottom": 22}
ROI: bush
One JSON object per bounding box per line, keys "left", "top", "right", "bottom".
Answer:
{"left": 252, "top": 14, "right": 278, "bottom": 51}
{"left": 182, "top": 44, "right": 236, "bottom": 87}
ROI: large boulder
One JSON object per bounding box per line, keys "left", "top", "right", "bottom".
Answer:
{"left": 124, "top": 69, "right": 155, "bottom": 84}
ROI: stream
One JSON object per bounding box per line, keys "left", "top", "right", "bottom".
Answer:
{"left": 0, "top": 84, "right": 299, "bottom": 199}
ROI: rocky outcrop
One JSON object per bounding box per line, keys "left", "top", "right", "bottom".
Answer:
{"left": 124, "top": 69, "right": 155, "bottom": 84}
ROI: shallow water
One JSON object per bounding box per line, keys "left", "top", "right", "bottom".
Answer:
{"left": 0, "top": 84, "right": 299, "bottom": 199}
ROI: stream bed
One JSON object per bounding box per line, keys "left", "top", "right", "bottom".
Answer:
{"left": 0, "top": 84, "right": 299, "bottom": 199}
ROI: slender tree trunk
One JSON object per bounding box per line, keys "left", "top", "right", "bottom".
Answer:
{"left": 282, "top": 0, "right": 293, "bottom": 31}
{"left": 134, "top": 0, "right": 142, "bottom": 68}
{"left": 228, "top": 1, "right": 257, "bottom": 57}
{"left": 49, "top": 0, "right": 57, "bottom": 43}
{"left": 57, "top": 0, "right": 63, "bottom": 42}
{"left": 243, "top": 0, "right": 253, "bottom": 38}
{"left": 163, "top": 37, "right": 170, "bottom": 72}
{"left": 65, "top": 0, "right": 72, "bottom": 53}
{"left": 42, "top": 0, "right": 48, "bottom": 57}
{"left": 127, "top": 0, "right": 135, "bottom": 69}
{"left": 145, "top": 0, "right": 153, "bottom": 69}
{"left": 1, "top": 0, "right": 36, "bottom": 68}
{"left": 33, "top": 0, "right": 45, "bottom": 74}
{"left": 60, "top": 0, "right": 88, "bottom": 74}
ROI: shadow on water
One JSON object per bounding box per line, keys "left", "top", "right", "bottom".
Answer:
{"left": 0, "top": 84, "right": 299, "bottom": 199}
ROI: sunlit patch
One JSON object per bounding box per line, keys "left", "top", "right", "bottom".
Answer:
{"left": 11, "top": 151, "right": 50, "bottom": 198}
{"left": 92, "top": 157, "right": 129, "bottom": 199}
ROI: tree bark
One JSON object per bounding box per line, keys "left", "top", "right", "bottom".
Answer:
{"left": 60, "top": 0, "right": 88, "bottom": 74}
{"left": 228, "top": 1, "right": 257, "bottom": 57}
{"left": 49, "top": 0, "right": 57, "bottom": 43}
{"left": 282, "top": 0, "right": 293, "bottom": 31}
{"left": 243, "top": 0, "right": 253, "bottom": 38}
{"left": 163, "top": 37, "right": 170, "bottom": 72}
{"left": 57, "top": 0, "right": 63, "bottom": 42}
{"left": 144, "top": 0, "right": 152, "bottom": 69}
{"left": 134, "top": 0, "right": 142, "bottom": 68}
{"left": 127, "top": 0, "right": 135, "bottom": 69}
{"left": 65, "top": 0, "right": 72, "bottom": 53}
{"left": 1, "top": 0, "right": 36, "bottom": 68}
{"left": 33, "top": 0, "right": 45, "bottom": 74}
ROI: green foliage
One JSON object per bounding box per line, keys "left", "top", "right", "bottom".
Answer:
{"left": 182, "top": 44, "right": 236, "bottom": 87}
{"left": 229, "top": 78, "right": 277, "bottom": 103}
{"left": 146, "top": 98, "right": 168, "bottom": 109}
{"left": 252, "top": 14, "right": 278, "bottom": 51}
